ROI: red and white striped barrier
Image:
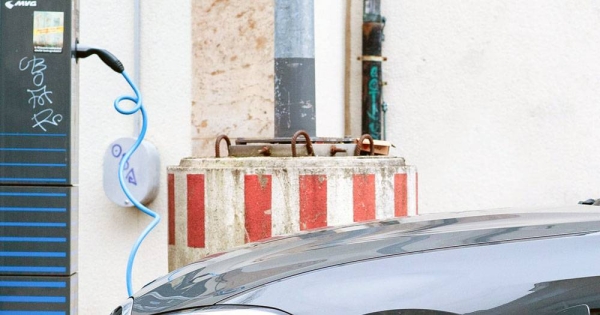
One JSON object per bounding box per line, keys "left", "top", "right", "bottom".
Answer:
{"left": 167, "top": 157, "right": 418, "bottom": 270}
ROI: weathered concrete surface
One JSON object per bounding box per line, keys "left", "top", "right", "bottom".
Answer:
{"left": 192, "top": 0, "right": 275, "bottom": 157}
{"left": 168, "top": 156, "right": 417, "bottom": 270}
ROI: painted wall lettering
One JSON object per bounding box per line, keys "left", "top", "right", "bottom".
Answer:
{"left": 367, "top": 65, "right": 381, "bottom": 139}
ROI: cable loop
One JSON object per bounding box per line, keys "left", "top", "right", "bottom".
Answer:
{"left": 114, "top": 81, "right": 142, "bottom": 115}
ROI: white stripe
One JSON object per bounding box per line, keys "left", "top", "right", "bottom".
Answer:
{"left": 271, "top": 167, "right": 300, "bottom": 236}
{"left": 375, "top": 170, "right": 394, "bottom": 220}
{"left": 174, "top": 172, "right": 187, "bottom": 249}
{"left": 205, "top": 169, "right": 245, "bottom": 253}
{"left": 406, "top": 166, "right": 418, "bottom": 216}
{"left": 327, "top": 171, "right": 353, "bottom": 226}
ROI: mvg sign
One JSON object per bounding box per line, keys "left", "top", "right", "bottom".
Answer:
{"left": 5, "top": 1, "right": 37, "bottom": 9}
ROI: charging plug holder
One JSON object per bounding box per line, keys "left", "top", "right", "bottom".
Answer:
{"left": 103, "top": 137, "right": 160, "bottom": 207}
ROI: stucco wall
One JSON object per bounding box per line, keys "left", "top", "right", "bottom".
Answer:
{"left": 374, "top": 1, "right": 600, "bottom": 212}
{"left": 191, "top": 0, "right": 275, "bottom": 157}
{"left": 79, "top": 0, "right": 191, "bottom": 312}
{"left": 315, "top": 0, "right": 347, "bottom": 137}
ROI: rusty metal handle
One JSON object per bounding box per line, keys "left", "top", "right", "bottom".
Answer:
{"left": 215, "top": 134, "right": 231, "bottom": 158}
{"left": 291, "top": 130, "right": 315, "bottom": 157}
{"left": 355, "top": 134, "right": 375, "bottom": 156}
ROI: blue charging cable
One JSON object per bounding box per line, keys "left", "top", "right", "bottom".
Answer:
{"left": 116, "top": 71, "right": 161, "bottom": 296}
{"left": 76, "top": 46, "right": 161, "bottom": 296}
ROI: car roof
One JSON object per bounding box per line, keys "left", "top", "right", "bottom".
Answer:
{"left": 269, "top": 204, "right": 600, "bottom": 239}
{"left": 131, "top": 205, "right": 600, "bottom": 314}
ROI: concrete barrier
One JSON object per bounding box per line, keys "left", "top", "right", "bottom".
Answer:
{"left": 167, "top": 156, "right": 417, "bottom": 270}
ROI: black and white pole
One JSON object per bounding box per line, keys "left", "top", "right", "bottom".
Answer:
{"left": 274, "top": 0, "right": 316, "bottom": 137}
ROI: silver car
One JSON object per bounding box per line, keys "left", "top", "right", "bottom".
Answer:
{"left": 111, "top": 205, "right": 600, "bottom": 315}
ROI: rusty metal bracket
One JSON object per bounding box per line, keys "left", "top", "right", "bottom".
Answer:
{"left": 355, "top": 134, "right": 375, "bottom": 156}
{"left": 258, "top": 146, "right": 272, "bottom": 156}
{"left": 291, "top": 130, "right": 315, "bottom": 157}
{"left": 330, "top": 145, "right": 347, "bottom": 156}
{"left": 215, "top": 134, "right": 231, "bottom": 158}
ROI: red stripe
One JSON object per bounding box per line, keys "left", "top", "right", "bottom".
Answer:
{"left": 168, "top": 173, "right": 175, "bottom": 245}
{"left": 244, "top": 174, "right": 272, "bottom": 242}
{"left": 299, "top": 175, "right": 327, "bottom": 230}
{"left": 353, "top": 174, "right": 375, "bottom": 222}
{"left": 187, "top": 174, "right": 205, "bottom": 248}
{"left": 394, "top": 173, "right": 408, "bottom": 217}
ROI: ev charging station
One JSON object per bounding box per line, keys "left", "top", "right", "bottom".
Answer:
{"left": 0, "top": 0, "right": 78, "bottom": 313}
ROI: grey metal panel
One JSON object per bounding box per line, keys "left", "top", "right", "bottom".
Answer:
{"left": 0, "top": 186, "right": 76, "bottom": 276}
{"left": 274, "top": 58, "right": 316, "bottom": 137}
{"left": 0, "top": 274, "right": 77, "bottom": 315}
{"left": 0, "top": 0, "right": 75, "bottom": 185}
